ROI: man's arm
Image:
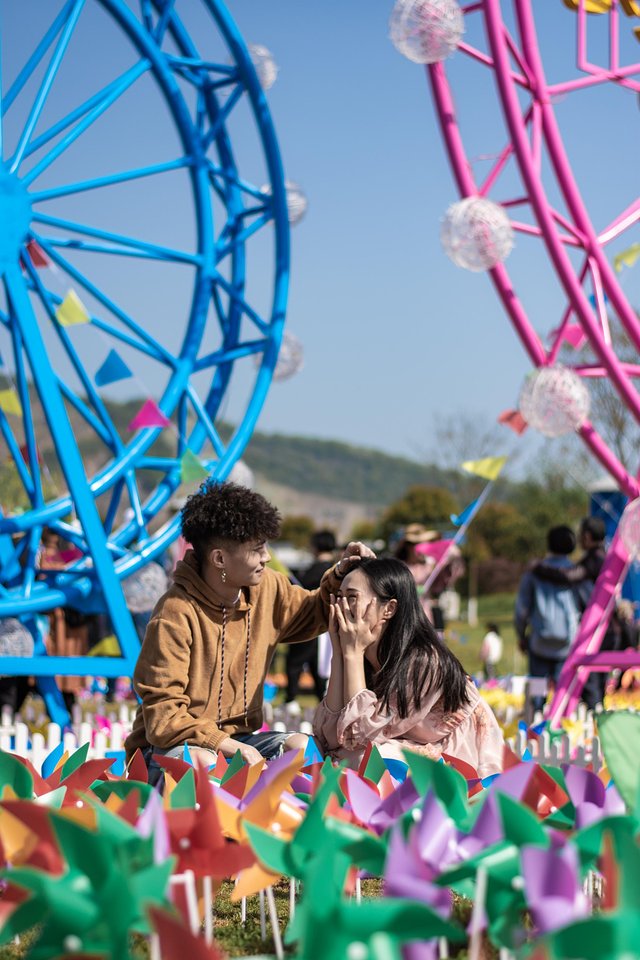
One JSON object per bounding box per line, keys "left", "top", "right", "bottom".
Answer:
{"left": 532, "top": 561, "right": 590, "bottom": 585}
{"left": 277, "top": 542, "right": 376, "bottom": 644}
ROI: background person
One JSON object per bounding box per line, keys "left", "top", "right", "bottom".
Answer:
{"left": 285, "top": 529, "right": 336, "bottom": 704}
{"left": 515, "top": 525, "right": 585, "bottom": 713}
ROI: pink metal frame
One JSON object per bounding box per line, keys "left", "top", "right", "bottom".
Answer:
{"left": 427, "top": 0, "right": 640, "bottom": 724}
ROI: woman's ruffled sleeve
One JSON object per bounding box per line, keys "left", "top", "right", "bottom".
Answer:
{"left": 312, "top": 699, "right": 343, "bottom": 754}
{"left": 473, "top": 698, "right": 504, "bottom": 778}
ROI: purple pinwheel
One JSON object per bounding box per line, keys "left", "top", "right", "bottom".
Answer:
{"left": 521, "top": 843, "right": 589, "bottom": 935}
{"left": 344, "top": 769, "right": 419, "bottom": 835}
{"left": 562, "top": 765, "right": 626, "bottom": 829}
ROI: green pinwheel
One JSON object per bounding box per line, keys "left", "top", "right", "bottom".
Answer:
{"left": 0, "top": 804, "right": 174, "bottom": 958}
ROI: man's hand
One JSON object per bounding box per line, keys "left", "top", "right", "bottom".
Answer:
{"left": 217, "top": 736, "right": 263, "bottom": 766}
{"left": 335, "top": 541, "right": 376, "bottom": 577}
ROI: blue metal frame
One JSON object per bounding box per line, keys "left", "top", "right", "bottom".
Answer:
{"left": 0, "top": 0, "right": 290, "bottom": 698}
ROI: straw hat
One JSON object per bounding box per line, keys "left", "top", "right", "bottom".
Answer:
{"left": 402, "top": 523, "right": 440, "bottom": 544}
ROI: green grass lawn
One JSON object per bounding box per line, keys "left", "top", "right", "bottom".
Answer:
{"left": 446, "top": 591, "right": 527, "bottom": 678}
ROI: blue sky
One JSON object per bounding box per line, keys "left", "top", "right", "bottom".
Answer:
{"left": 2, "top": 0, "right": 639, "bottom": 477}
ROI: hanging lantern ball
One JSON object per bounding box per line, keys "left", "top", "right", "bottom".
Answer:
{"left": 261, "top": 181, "right": 308, "bottom": 226}
{"left": 518, "top": 365, "right": 590, "bottom": 438}
{"left": 122, "top": 562, "right": 169, "bottom": 614}
{"left": 389, "top": 0, "right": 464, "bottom": 64}
{"left": 228, "top": 459, "right": 255, "bottom": 489}
{"left": 619, "top": 498, "right": 640, "bottom": 562}
{"left": 440, "top": 197, "right": 514, "bottom": 271}
{"left": 274, "top": 331, "right": 304, "bottom": 381}
{"left": 248, "top": 44, "right": 279, "bottom": 91}
{"left": 0, "top": 618, "right": 34, "bottom": 657}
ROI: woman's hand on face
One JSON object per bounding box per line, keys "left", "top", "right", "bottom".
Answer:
{"left": 333, "top": 594, "right": 380, "bottom": 656}
{"left": 328, "top": 595, "right": 343, "bottom": 654}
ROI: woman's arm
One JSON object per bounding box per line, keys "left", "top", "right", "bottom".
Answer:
{"left": 324, "top": 597, "right": 345, "bottom": 713}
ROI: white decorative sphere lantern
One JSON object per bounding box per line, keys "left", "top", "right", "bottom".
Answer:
{"left": 441, "top": 197, "right": 514, "bottom": 271}
{"left": 261, "top": 181, "right": 308, "bottom": 226}
{"left": 389, "top": 0, "right": 464, "bottom": 64}
{"left": 122, "top": 562, "right": 169, "bottom": 614}
{"left": 518, "top": 365, "right": 590, "bottom": 438}
{"left": 229, "top": 459, "right": 255, "bottom": 489}
{"left": 0, "top": 618, "right": 34, "bottom": 657}
{"left": 619, "top": 499, "right": 640, "bottom": 562}
{"left": 248, "top": 44, "right": 279, "bottom": 91}
{"left": 274, "top": 331, "right": 304, "bottom": 381}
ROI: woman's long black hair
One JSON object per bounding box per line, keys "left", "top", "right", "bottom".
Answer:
{"left": 356, "top": 557, "right": 470, "bottom": 718}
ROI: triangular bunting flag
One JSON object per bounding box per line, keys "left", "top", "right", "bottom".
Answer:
{"left": 461, "top": 456, "right": 507, "bottom": 481}
{"left": 127, "top": 399, "right": 169, "bottom": 431}
{"left": 87, "top": 634, "right": 121, "bottom": 657}
{"left": 450, "top": 497, "right": 480, "bottom": 527}
{"left": 498, "top": 409, "right": 528, "bottom": 435}
{"left": 562, "top": 323, "right": 587, "bottom": 350}
{"left": 0, "top": 389, "right": 23, "bottom": 417}
{"left": 26, "top": 240, "right": 50, "bottom": 268}
{"left": 613, "top": 242, "right": 640, "bottom": 273}
{"left": 56, "top": 289, "right": 90, "bottom": 327}
{"left": 95, "top": 349, "right": 133, "bottom": 387}
{"left": 180, "top": 449, "right": 209, "bottom": 485}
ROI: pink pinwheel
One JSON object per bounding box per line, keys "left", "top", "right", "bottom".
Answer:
{"left": 521, "top": 843, "right": 589, "bottom": 935}
{"left": 562, "top": 765, "right": 625, "bottom": 829}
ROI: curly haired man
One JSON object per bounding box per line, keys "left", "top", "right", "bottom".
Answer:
{"left": 125, "top": 482, "right": 374, "bottom": 780}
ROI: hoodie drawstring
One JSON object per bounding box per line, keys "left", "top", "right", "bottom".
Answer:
{"left": 217, "top": 604, "right": 251, "bottom": 727}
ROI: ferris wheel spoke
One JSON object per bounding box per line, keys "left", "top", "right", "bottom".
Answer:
{"left": 7, "top": 307, "right": 46, "bottom": 508}
{"left": 32, "top": 239, "right": 176, "bottom": 365}
{"left": 185, "top": 384, "right": 225, "bottom": 456}
{"left": 31, "top": 157, "right": 192, "bottom": 203}
{"left": 139, "top": 0, "right": 155, "bottom": 34}
{"left": 194, "top": 337, "right": 266, "bottom": 373}
{"left": 9, "top": 0, "right": 85, "bottom": 174}
{"left": 22, "top": 62, "right": 153, "bottom": 168}
{"left": 26, "top": 263, "right": 124, "bottom": 453}
{"left": 32, "top": 211, "right": 201, "bottom": 266}
{"left": 216, "top": 213, "right": 272, "bottom": 263}
{"left": 124, "top": 470, "right": 147, "bottom": 535}
{"left": 0, "top": 410, "right": 35, "bottom": 502}
{"left": 202, "top": 85, "right": 245, "bottom": 152}
{"left": 153, "top": 0, "right": 178, "bottom": 46}
{"left": 598, "top": 197, "right": 640, "bottom": 246}
{"left": 207, "top": 162, "right": 266, "bottom": 203}
{"left": 3, "top": 0, "right": 78, "bottom": 117}
{"left": 212, "top": 273, "right": 269, "bottom": 336}
{"left": 21, "top": 59, "right": 151, "bottom": 187}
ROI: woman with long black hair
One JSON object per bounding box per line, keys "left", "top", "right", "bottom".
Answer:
{"left": 313, "top": 558, "right": 503, "bottom": 775}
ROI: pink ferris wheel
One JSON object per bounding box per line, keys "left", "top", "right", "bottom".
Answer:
{"left": 390, "top": 0, "right": 640, "bottom": 723}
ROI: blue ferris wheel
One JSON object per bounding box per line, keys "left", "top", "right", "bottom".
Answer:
{"left": 0, "top": 0, "right": 291, "bottom": 705}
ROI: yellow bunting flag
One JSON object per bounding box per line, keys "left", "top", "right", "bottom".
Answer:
{"left": 613, "top": 242, "right": 640, "bottom": 273}
{"left": 0, "top": 389, "right": 22, "bottom": 417}
{"left": 461, "top": 456, "right": 508, "bottom": 481}
{"left": 56, "top": 289, "right": 90, "bottom": 327}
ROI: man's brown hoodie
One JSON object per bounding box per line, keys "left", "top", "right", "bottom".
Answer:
{"left": 125, "top": 549, "right": 342, "bottom": 759}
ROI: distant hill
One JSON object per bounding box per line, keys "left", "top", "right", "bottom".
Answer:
{"left": 239, "top": 429, "right": 460, "bottom": 507}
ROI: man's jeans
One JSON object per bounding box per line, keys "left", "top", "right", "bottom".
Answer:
{"left": 142, "top": 730, "right": 290, "bottom": 788}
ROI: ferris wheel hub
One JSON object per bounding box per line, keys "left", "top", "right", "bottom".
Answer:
{"left": 0, "top": 172, "right": 31, "bottom": 270}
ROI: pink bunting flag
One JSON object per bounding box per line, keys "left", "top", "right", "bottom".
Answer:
{"left": 127, "top": 399, "right": 170, "bottom": 431}
{"left": 415, "top": 539, "right": 454, "bottom": 563}
{"left": 562, "top": 323, "right": 587, "bottom": 350}
{"left": 498, "top": 408, "right": 528, "bottom": 435}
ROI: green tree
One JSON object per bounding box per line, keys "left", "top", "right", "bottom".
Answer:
{"left": 466, "top": 502, "right": 533, "bottom": 563}
{"left": 349, "top": 520, "right": 378, "bottom": 542}
{"left": 279, "top": 515, "right": 316, "bottom": 548}
{"left": 380, "top": 485, "right": 459, "bottom": 539}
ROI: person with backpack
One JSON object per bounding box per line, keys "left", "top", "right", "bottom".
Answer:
{"left": 514, "top": 525, "right": 586, "bottom": 712}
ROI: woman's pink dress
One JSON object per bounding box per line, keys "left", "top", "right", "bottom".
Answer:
{"left": 313, "top": 680, "right": 503, "bottom": 777}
